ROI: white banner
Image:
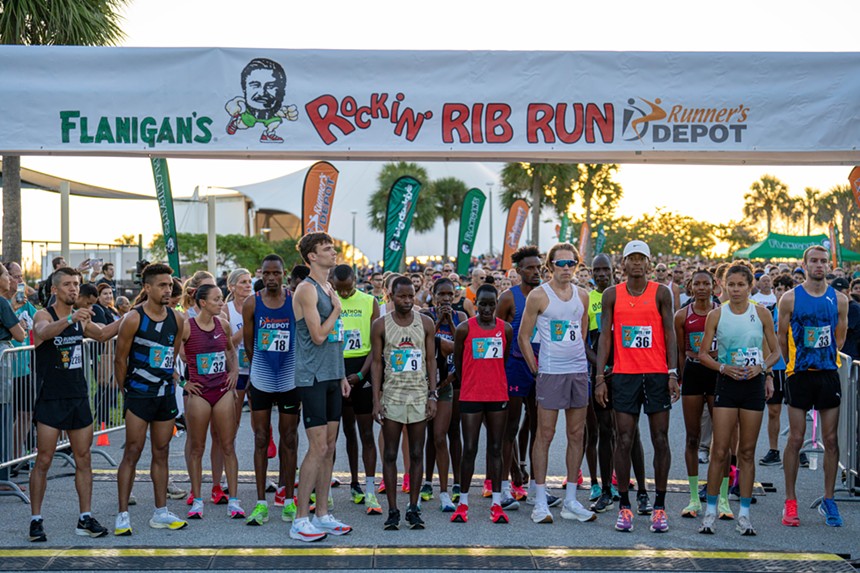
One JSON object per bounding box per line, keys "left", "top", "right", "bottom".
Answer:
{"left": 1, "top": 47, "right": 859, "bottom": 164}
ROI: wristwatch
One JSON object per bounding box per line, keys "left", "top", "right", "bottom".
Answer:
{"left": 668, "top": 368, "right": 678, "bottom": 377}
{"left": 428, "top": 389, "right": 439, "bottom": 400}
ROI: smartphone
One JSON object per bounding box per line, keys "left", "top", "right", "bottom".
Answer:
{"left": 15, "top": 282, "right": 25, "bottom": 303}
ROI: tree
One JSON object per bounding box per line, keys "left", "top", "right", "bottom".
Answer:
{"left": 0, "top": 0, "right": 128, "bottom": 264}
{"left": 816, "top": 184, "right": 855, "bottom": 249}
{"left": 567, "top": 164, "right": 623, "bottom": 260}
{"left": 715, "top": 220, "right": 759, "bottom": 255}
{"left": 426, "top": 177, "right": 468, "bottom": 259}
{"left": 742, "top": 174, "right": 792, "bottom": 235}
{"left": 500, "top": 162, "right": 576, "bottom": 248}
{"left": 115, "top": 234, "right": 137, "bottom": 246}
{"left": 150, "top": 233, "right": 301, "bottom": 275}
{"left": 625, "top": 209, "right": 716, "bottom": 257}
{"left": 796, "top": 187, "right": 820, "bottom": 236}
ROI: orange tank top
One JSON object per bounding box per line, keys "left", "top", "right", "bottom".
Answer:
{"left": 612, "top": 281, "right": 668, "bottom": 374}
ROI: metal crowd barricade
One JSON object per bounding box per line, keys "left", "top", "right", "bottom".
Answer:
{"left": 0, "top": 337, "right": 123, "bottom": 504}
{"left": 832, "top": 358, "right": 860, "bottom": 503}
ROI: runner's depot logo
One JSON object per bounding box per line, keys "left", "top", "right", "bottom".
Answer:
{"left": 620, "top": 97, "right": 749, "bottom": 144}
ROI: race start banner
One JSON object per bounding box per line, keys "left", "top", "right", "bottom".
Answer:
{"left": 455, "top": 188, "right": 486, "bottom": 275}
{"left": 501, "top": 199, "right": 529, "bottom": 270}
{"left": 150, "top": 158, "right": 180, "bottom": 276}
{"left": 383, "top": 176, "right": 422, "bottom": 271}
{"left": 2, "top": 47, "right": 860, "bottom": 164}
{"left": 301, "top": 161, "right": 339, "bottom": 235}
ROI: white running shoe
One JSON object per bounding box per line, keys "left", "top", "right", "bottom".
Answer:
{"left": 312, "top": 513, "right": 352, "bottom": 536}
{"left": 149, "top": 509, "right": 188, "bottom": 530}
{"left": 187, "top": 499, "right": 204, "bottom": 519}
{"left": 560, "top": 499, "right": 597, "bottom": 522}
{"left": 531, "top": 503, "right": 553, "bottom": 524}
{"left": 166, "top": 478, "right": 187, "bottom": 500}
{"left": 227, "top": 499, "right": 245, "bottom": 519}
{"left": 289, "top": 517, "right": 327, "bottom": 542}
{"left": 114, "top": 511, "right": 132, "bottom": 536}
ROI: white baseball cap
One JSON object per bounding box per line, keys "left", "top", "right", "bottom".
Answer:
{"left": 622, "top": 240, "right": 651, "bottom": 259}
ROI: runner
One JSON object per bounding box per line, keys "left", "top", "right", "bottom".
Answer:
{"left": 371, "top": 276, "right": 437, "bottom": 530}
{"left": 595, "top": 240, "right": 679, "bottom": 533}
{"left": 332, "top": 264, "right": 383, "bottom": 515}
{"left": 519, "top": 243, "right": 597, "bottom": 525}
{"left": 696, "top": 264, "right": 780, "bottom": 536}
{"left": 114, "top": 263, "right": 187, "bottom": 535}
{"left": 369, "top": 272, "right": 387, "bottom": 305}
{"left": 452, "top": 284, "right": 513, "bottom": 524}
{"left": 778, "top": 245, "right": 848, "bottom": 527}
{"left": 760, "top": 274, "right": 794, "bottom": 467}
{"left": 292, "top": 232, "right": 352, "bottom": 541}
{"left": 181, "top": 284, "right": 243, "bottom": 521}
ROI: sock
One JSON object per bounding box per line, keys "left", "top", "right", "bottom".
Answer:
{"left": 566, "top": 482, "right": 577, "bottom": 501}
{"left": 80, "top": 512, "right": 91, "bottom": 520}
{"left": 423, "top": 481, "right": 431, "bottom": 487}
{"left": 688, "top": 476, "right": 699, "bottom": 503}
{"left": 492, "top": 492, "right": 501, "bottom": 505}
{"left": 31, "top": 514, "right": 42, "bottom": 522}
{"left": 619, "top": 491, "right": 631, "bottom": 508}
{"left": 229, "top": 497, "right": 238, "bottom": 503}
{"left": 257, "top": 499, "right": 267, "bottom": 506}
{"left": 706, "top": 494, "right": 718, "bottom": 515}
{"left": 528, "top": 481, "right": 536, "bottom": 496}
{"left": 460, "top": 492, "right": 469, "bottom": 506}
{"left": 536, "top": 484, "right": 547, "bottom": 506}
{"left": 739, "top": 497, "right": 751, "bottom": 518}
{"left": 194, "top": 497, "right": 203, "bottom": 503}
{"left": 720, "top": 477, "right": 729, "bottom": 501}
{"left": 155, "top": 506, "right": 168, "bottom": 516}
{"left": 655, "top": 490, "right": 666, "bottom": 509}
{"left": 365, "top": 476, "right": 375, "bottom": 492}
{"left": 502, "top": 480, "right": 511, "bottom": 496}
{"left": 603, "top": 482, "right": 612, "bottom": 494}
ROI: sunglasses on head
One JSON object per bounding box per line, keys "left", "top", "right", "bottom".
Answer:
{"left": 553, "top": 259, "right": 578, "bottom": 268}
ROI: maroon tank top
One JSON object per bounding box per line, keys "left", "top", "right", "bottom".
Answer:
{"left": 185, "top": 317, "right": 228, "bottom": 389}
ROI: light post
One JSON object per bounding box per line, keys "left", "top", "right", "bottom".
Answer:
{"left": 351, "top": 210, "right": 357, "bottom": 272}
{"left": 487, "top": 181, "right": 494, "bottom": 257}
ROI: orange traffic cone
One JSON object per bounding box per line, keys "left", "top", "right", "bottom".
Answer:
{"left": 96, "top": 422, "right": 110, "bottom": 446}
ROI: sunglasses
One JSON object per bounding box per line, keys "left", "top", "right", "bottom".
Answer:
{"left": 553, "top": 259, "right": 578, "bottom": 268}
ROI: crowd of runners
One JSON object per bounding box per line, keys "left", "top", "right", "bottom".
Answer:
{"left": 13, "top": 232, "right": 850, "bottom": 543}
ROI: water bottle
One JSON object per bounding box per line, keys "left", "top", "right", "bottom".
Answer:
{"left": 809, "top": 452, "right": 818, "bottom": 470}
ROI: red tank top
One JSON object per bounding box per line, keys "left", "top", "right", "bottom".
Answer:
{"left": 612, "top": 281, "right": 668, "bottom": 374}
{"left": 460, "top": 317, "right": 508, "bottom": 402}
{"left": 185, "top": 317, "right": 228, "bottom": 388}
{"left": 684, "top": 302, "right": 717, "bottom": 357}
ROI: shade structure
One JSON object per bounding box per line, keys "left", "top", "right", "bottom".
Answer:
{"left": 734, "top": 232, "right": 860, "bottom": 262}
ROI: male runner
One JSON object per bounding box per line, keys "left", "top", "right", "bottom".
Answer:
{"left": 595, "top": 240, "right": 679, "bottom": 533}
{"left": 292, "top": 232, "right": 352, "bottom": 541}
{"left": 27, "top": 267, "right": 120, "bottom": 542}
{"left": 655, "top": 262, "right": 681, "bottom": 310}
{"left": 370, "top": 272, "right": 387, "bottom": 305}
{"left": 114, "top": 263, "right": 187, "bottom": 535}
{"left": 519, "top": 243, "right": 596, "bottom": 525}
{"left": 778, "top": 245, "right": 848, "bottom": 527}
{"left": 242, "top": 254, "right": 301, "bottom": 525}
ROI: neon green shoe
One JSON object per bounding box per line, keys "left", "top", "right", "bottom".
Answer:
{"left": 245, "top": 502, "right": 269, "bottom": 526}
{"left": 281, "top": 499, "right": 297, "bottom": 522}
{"left": 365, "top": 492, "right": 383, "bottom": 515}
{"left": 351, "top": 485, "right": 365, "bottom": 505}
{"left": 718, "top": 496, "right": 734, "bottom": 520}
{"left": 681, "top": 499, "right": 702, "bottom": 518}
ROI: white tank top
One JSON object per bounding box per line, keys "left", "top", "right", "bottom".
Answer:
{"left": 536, "top": 282, "right": 588, "bottom": 374}
{"left": 228, "top": 298, "right": 249, "bottom": 375}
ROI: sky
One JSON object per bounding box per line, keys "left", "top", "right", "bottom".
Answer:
{"left": 9, "top": 0, "right": 860, "bottom": 263}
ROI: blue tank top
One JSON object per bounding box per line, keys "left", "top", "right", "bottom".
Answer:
{"left": 771, "top": 305, "right": 786, "bottom": 371}
{"left": 787, "top": 285, "right": 840, "bottom": 375}
{"left": 250, "top": 289, "right": 296, "bottom": 393}
{"left": 126, "top": 306, "right": 178, "bottom": 398}
{"left": 510, "top": 285, "right": 540, "bottom": 359}
{"left": 428, "top": 308, "right": 461, "bottom": 375}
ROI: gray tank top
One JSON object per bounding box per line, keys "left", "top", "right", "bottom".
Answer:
{"left": 295, "top": 277, "right": 346, "bottom": 387}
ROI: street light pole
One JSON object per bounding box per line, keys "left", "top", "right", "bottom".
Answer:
{"left": 351, "top": 210, "right": 357, "bottom": 272}
{"left": 487, "top": 182, "right": 494, "bottom": 257}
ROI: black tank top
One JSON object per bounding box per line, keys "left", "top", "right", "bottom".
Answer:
{"left": 35, "top": 307, "right": 87, "bottom": 399}
{"left": 125, "top": 306, "right": 178, "bottom": 398}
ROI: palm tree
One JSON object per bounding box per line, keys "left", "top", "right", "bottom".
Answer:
{"left": 815, "top": 184, "right": 855, "bottom": 248}
{"left": 0, "top": 0, "right": 128, "bottom": 264}
{"left": 742, "top": 175, "right": 792, "bottom": 235}
{"left": 500, "top": 162, "right": 576, "bottom": 248}
{"left": 569, "top": 164, "right": 623, "bottom": 261}
{"left": 797, "top": 187, "right": 820, "bottom": 236}
{"left": 426, "top": 177, "right": 468, "bottom": 259}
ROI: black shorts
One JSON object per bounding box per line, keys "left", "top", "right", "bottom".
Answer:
{"left": 589, "top": 372, "right": 613, "bottom": 411}
{"left": 459, "top": 400, "right": 508, "bottom": 415}
{"left": 248, "top": 384, "right": 301, "bottom": 416}
{"left": 33, "top": 397, "right": 93, "bottom": 431}
{"left": 785, "top": 370, "right": 842, "bottom": 412}
{"left": 681, "top": 360, "right": 717, "bottom": 397}
{"left": 766, "top": 370, "right": 786, "bottom": 405}
{"left": 611, "top": 373, "right": 672, "bottom": 416}
{"left": 124, "top": 392, "right": 178, "bottom": 423}
{"left": 714, "top": 374, "right": 766, "bottom": 411}
{"left": 343, "top": 356, "right": 373, "bottom": 416}
{"left": 298, "top": 379, "right": 343, "bottom": 429}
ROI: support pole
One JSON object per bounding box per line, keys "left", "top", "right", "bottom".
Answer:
{"left": 60, "top": 181, "right": 70, "bottom": 262}
{"left": 207, "top": 194, "right": 217, "bottom": 276}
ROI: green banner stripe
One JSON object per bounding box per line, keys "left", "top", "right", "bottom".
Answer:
{"left": 456, "top": 188, "right": 486, "bottom": 275}
{"left": 383, "top": 176, "right": 422, "bottom": 271}
{"left": 150, "top": 158, "right": 180, "bottom": 276}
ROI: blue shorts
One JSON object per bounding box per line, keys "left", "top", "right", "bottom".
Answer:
{"left": 506, "top": 356, "right": 536, "bottom": 398}
{"left": 237, "top": 374, "right": 249, "bottom": 391}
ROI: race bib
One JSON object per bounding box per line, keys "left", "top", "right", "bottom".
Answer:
{"left": 622, "top": 326, "right": 653, "bottom": 349}
{"left": 729, "top": 347, "right": 762, "bottom": 367}
{"left": 804, "top": 325, "right": 832, "bottom": 349}
{"left": 60, "top": 345, "right": 82, "bottom": 370}
{"left": 148, "top": 345, "right": 174, "bottom": 369}
{"left": 327, "top": 319, "right": 344, "bottom": 343}
{"left": 238, "top": 348, "right": 250, "bottom": 369}
{"left": 196, "top": 351, "right": 226, "bottom": 375}
{"left": 390, "top": 348, "right": 423, "bottom": 373}
{"left": 531, "top": 326, "right": 540, "bottom": 343}
{"left": 258, "top": 328, "right": 290, "bottom": 352}
{"left": 344, "top": 329, "right": 363, "bottom": 352}
{"left": 549, "top": 320, "right": 577, "bottom": 342}
{"left": 689, "top": 332, "right": 704, "bottom": 353}
{"left": 472, "top": 337, "right": 503, "bottom": 359}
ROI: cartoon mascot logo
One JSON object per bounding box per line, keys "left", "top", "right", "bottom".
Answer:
{"left": 225, "top": 58, "right": 298, "bottom": 143}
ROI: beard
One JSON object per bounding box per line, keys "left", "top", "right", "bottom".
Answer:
{"left": 245, "top": 90, "right": 284, "bottom": 120}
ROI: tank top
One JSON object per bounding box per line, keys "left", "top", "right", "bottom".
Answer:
{"left": 228, "top": 299, "right": 249, "bottom": 375}
{"left": 588, "top": 288, "right": 603, "bottom": 332}
{"left": 250, "top": 289, "right": 296, "bottom": 393}
{"left": 295, "top": 277, "right": 345, "bottom": 387}
{"left": 510, "top": 285, "right": 540, "bottom": 359}
{"left": 716, "top": 302, "right": 763, "bottom": 367}
{"left": 35, "top": 307, "right": 87, "bottom": 399}
{"left": 382, "top": 310, "right": 427, "bottom": 404}
{"left": 427, "top": 308, "right": 461, "bottom": 379}
{"left": 460, "top": 317, "right": 508, "bottom": 402}
{"left": 786, "top": 285, "right": 840, "bottom": 376}
{"left": 126, "top": 305, "right": 178, "bottom": 398}
{"left": 612, "top": 281, "right": 668, "bottom": 375}
{"left": 185, "top": 317, "right": 228, "bottom": 389}
{"left": 535, "top": 282, "right": 588, "bottom": 374}
{"left": 771, "top": 305, "right": 786, "bottom": 371}
{"left": 339, "top": 289, "right": 374, "bottom": 359}
{"left": 684, "top": 301, "right": 718, "bottom": 359}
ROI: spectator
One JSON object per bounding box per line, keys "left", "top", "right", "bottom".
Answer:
{"left": 4, "top": 262, "right": 37, "bottom": 464}
{"left": 115, "top": 296, "right": 131, "bottom": 316}
{"left": 831, "top": 277, "right": 860, "bottom": 360}
{"left": 37, "top": 256, "right": 67, "bottom": 307}
{"left": 95, "top": 283, "right": 121, "bottom": 324}
{"left": 97, "top": 263, "right": 117, "bottom": 297}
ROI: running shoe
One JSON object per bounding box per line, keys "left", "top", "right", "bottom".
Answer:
{"left": 562, "top": 477, "right": 568, "bottom": 487}
{"left": 490, "top": 503, "right": 509, "bottom": 524}
{"left": 589, "top": 484, "right": 602, "bottom": 502}
{"left": 211, "top": 485, "right": 228, "bottom": 505}
{"left": 698, "top": 484, "right": 708, "bottom": 502}
{"left": 561, "top": 499, "right": 597, "bottom": 522}
{"left": 511, "top": 484, "right": 527, "bottom": 501}
{"left": 590, "top": 492, "right": 614, "bottom": 513}
{"left": 384, "top": 509, "right": 401, "bottom": 530}
{"left": 351, "top": 484, "right": 366, "bottom": 505}
{"left": 402, "top": 474, "right": 410, "bottom": 493}
{"left": 187, "top": 498, "right": 204, "bottom": 519}
{"left": 128, "top": 492, "right": 137, "bottom": 506}
{"left": 274, "top": 486, "right": 287, "bottom": 507}
{"left": 420, "top": 483, "right": 434, "bottom": 502}
{"left": 451, "top": 484, "right": 461, "bottom": 502}
{"left": 819, "top": 498, "right": 843, "bottom": 527}
{"left": 501, "top": 496, "right": 520, "bottom": 511}
{"left": 114, "top": 512, "right": 132, "bottom": 536}
{"left": 531, "top": 504, "right": 553, "bottom": 524}
{"left": 331, "top": 477, "right": 342, "bottom": 488}
{"left": 167, "top": 479, "right": 187, "bottom": 500}
{"left": 282, "top": 499, "right": 297, "bottom": 522}
{"left": 729, "top": 485, "right": 741, "bottom": 501}
{"left": 75, "top": 515, "right": 107, "bottom": 538}
{"left": 266, "top": 479, "right": 278, "bottom": 493}
{"left": 614, "top": 508, "right": 634, "bottom": 532}
{"left": 736, "top": 514, "right": 756, "bottom": 536}
{"left": 405, "top": 505, "right": 425, "bottom": 529}
{"left": 611, "top": 471, "right": 617, "bottom": 486}
{"left": 246, "top": 502, "right": 269, "bottom": 526}
{"left": 610, "top": 485, "right": 620, "bottom": 501}
{"left": 799, "top": 452, "right": 809, "bottom": 468}
{"left": 149, "top": 510, "right": 188, "bottom": 530}
{"left": 681, "top": 500, "right": 702, "bottom": 518}
{"left": 547, "top": 494, "right": 562, "bottom": 508}
{"left": 698, "top": 450, "right": 710, "bottom": 464}
{"left": 699, "top": 512, "right": 716, "bottom": 534}
{"left": 312, "top": 513, "right": 352, "bottom": 536}
{"left": 186, "top": 492, "right": 195, "bottom": 506}
{"left": 637, "top": 491, "right": 653, "bottom": 516}
{"left": 577, "top": 469, "right": 584, "bottom": 487}
{"left": 781, "top": 499, "right": 800, "bottom": 527}
{"left": 650, "top": 508, "right": 669, "bottom": 533}
{"left": 290, "top": 518, "right": 327, "bottom": 542}
{"left": 439, "top": 492, "right": 456, "bottom": 512}
{"left": 309, "top": 492, "right": 334, "bottom": 510}
{"left": 718, "top": 496, "right": 734, "bottom": 520}
{"left": 482, "top": 479, "right": 492, "bottom": 497}
{"left": 221, "top": 479, "right": 229, "bottom": 495}
{"left": 377, "top": 479, "right": 386, "bottom": 494}
{"left": 29, "top": 518, "right": 46, "bottom": 542}
{"left": 759, "top": 449, "right": 781, "bottom": 466}
{"left": 228, "top": 499, "right": 245, "bottom": 519}
{"left": 451, "top": 504, "right": 469, "bottom": 523}
{"left": 267, "top": 431, "right": 277, "bottom": 459}
{"left": 365, "top": 492, "right": 383, "bottom": 516}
